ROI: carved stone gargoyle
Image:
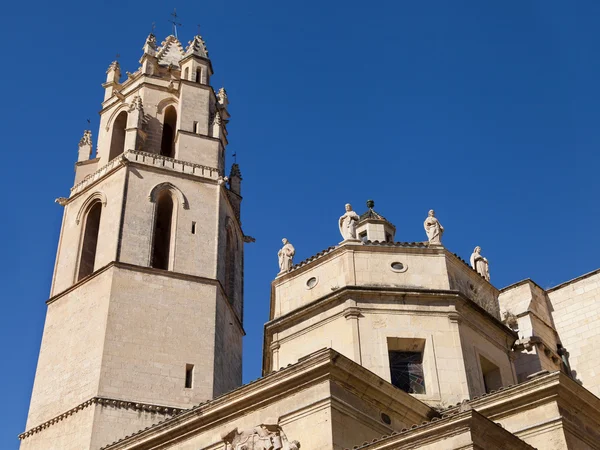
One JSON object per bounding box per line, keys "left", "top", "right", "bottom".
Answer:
{"left": 221, "top": 423, "right": 300, "bottom": 450}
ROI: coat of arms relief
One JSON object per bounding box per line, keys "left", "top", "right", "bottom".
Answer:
{"left": 221, "top": 424, "right": 300, "bottom": 450}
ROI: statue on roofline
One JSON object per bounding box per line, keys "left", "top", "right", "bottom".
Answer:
{"left": 339, "top": 203, "right": 359, "bottom": 240}
{"left": 424, "top": 209, "right": 444, "bottom": 245}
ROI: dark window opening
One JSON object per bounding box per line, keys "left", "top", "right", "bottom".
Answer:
{"left": 480, "top": 355, "right": 502, "bottom": 393}
{"left": 359, "top": 231, "right": 368, "bottom": 243}
{"left": 151, "top": 191, "right": 174, "bottom": 270}
{"left": 225, "top": 228, "right": 236, "bottom": 304}
{"left": 195, "top": 69, "right": 201, "bottom": 83}
{"left": 78, "top": 202, "right": 102, "bottom": 281}
{"left": 160, "top": 106, "right": 177, "bottom": 158}
{"left": 191, "top": 221, "right": 196, "bottom": 234}
{"left": 108, "top": 111, "right": 128, "bottom": 161}
{"left": 185, "top": 364, "right": 194, "bottom": 388}
{"left": 385, "top": 232, "right": 392, "bottom": 242}
{"left": 388, "top": 351, "right": 426, "bottom": 394}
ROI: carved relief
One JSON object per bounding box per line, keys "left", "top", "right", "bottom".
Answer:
{"left": 221, "top": 424, "right": 300, "bottom": 450}
{"left": 128, "top": 95, "right": 144, "bottom": 113}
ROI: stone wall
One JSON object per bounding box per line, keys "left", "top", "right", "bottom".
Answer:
{"left": 548, "top": 269, "right": 600, "bottom": 397}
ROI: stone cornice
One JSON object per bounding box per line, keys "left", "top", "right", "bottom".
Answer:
{"left": 547, "top": 267, "right": 600, "bottom": 293}
{"left": 66, "top": 150, "right": 222, "bottom": 205}
{"left": 344, "top": 409, "right": 535, "bottom": 450}
{"left": 262, "top": 286, "right": 516, "bottom": 375}
{"left": 513, "top": 336, "right": 562, "bottom": 366}
{"left": 499, "top": 278, "right": 545, "bottom": 294}
{"left": 19, "top": 397, "right": 183, "bottom": 441}
{"left": 75, "top": 157, "right": 100, "bottom": 167}
{"left": 70, "top": 153, "right": 127, "bottom": 197}
{"left": 101, "top": 349, "right": 436, "bottom": 449}
{"left": 442, "top": 371, "right": 600, "bottom": 426}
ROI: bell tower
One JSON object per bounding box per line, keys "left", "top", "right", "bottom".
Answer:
{"left": 20, "top": 31, "right": 248, "bottom": 450}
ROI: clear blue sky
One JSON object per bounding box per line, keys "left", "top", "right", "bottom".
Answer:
{"left": 2, "top": 1, "right": 599, "bottom": 447}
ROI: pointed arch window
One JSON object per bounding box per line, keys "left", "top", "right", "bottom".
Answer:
{"left": 151, "top": 190, "right": 175, "bottom": 270}
{"left": 160, "top": 106, "right": 177, "bottom": 158}
{"left": 108, "top": 111, "right": 127, "bottom": 161}
{"left": 224, "top": 226, "right": 237, "bottom": 304}
{"left": 77, "top": 202, "right": 102, "bottom": 281}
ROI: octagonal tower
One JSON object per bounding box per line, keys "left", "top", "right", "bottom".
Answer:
{"left": 264, "top": 203, "right": 517, "bottom": 407}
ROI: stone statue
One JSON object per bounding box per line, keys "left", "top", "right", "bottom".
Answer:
{"left": 278, "top": 238, "right": 295, "bottom": 273}
{"left": 424, "top": 209, "right": 444, "bottom": 245}
{"left": 338, "top": 203, "right": 360, "bottom": 240}
{"left": 222, "top": 424, "right": 300, "bottom": 450}
{"left": 470, "top": 246, "right": 490, "bottom": 281}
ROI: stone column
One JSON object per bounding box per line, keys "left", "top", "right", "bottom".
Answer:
{"left": 125, "top": 96, "right": 144, "bottom": 152}
{"left": 343, "top": 302, "right": 363, "bottom": 364}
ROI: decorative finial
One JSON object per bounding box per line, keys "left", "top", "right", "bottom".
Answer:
{"left": 217, "top": 87, "right": 228, "bottom": 102}
{"left": 106, "top": 60, "right": 120, "bottom": 74}
{"left": 79, "top": 130, "right": 92, "bottom": 147}
{"left": 232, "top": 152, "right": 237, "bottom": 164}
{"left": 366, "top": 199, "right": 375, "bottom": 209}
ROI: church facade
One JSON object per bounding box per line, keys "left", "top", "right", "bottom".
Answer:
{"left": 19, "top": 31, "right": 600, "bottom": 450}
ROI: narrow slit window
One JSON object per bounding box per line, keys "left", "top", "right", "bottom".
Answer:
{"left": 185, "top": 364, "right": 194, "bottom": 388}
{"left": 191, "top": 221, "right": 196, "bottom": 234}
{"left": 193, "top": 121, "right": 199, "bottom": 134}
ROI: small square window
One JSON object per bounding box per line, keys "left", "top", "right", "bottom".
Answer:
{"left": 359, "top": 231, "right": 368, "bottom": 243}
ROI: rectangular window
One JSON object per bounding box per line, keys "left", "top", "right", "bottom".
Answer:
{"left": 193, "top": 121, "right": 199, "bottom": 134}
{"left": 479, "top": 355, "right": 502, "bottom": 393}
{"left": 359, "top": 231, "right": 368, "bottom": 243}
{"left": 388, "top": 351, "right": 426, "bottom": 394}
{"left": 191, "top": 221, "right": 196, "bottom": 234}
{"left": 185, "top": 364, "right": 194, "bottom": 388}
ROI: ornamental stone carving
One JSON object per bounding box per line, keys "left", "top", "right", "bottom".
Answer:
{"left": 278, "top": 238, "right": 295, "bottom": 274}
{"left": 221, "top": 424, "right": 300, "bottom": 450}
{"left": 79, "top": 130, "right": 92, "bottom": 147}
{"left": 424, "top": 209, "right": 444, "bottom": 245}
{"left": 128, "top": 95, "right": 144, "bottom": 112}
{"left": 339, "top": 203, "right": 359, "bottom": 240}
{"left": 218, "top": 87, "right": 228, "bottom": 104}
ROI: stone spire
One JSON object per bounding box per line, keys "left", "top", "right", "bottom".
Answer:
{"left": 229, "top": 163, "right": 242, "bottom": 193}
{"left": 156, "top": 35, "right": 185, "bottom": 67}
{"left": 77, "top": 130, "right": 92, "bottom": 162}
{"left": 185, "top": 35, "right": 209, "bottom": 59}
{"left": 140, "top": 33, "right": 158, "bottom": 75}
{"left": 106, "top": 61, "right": 121, "bottom": 81}
{"left": 142, "top": 33, "right": 157, "bottom": 57}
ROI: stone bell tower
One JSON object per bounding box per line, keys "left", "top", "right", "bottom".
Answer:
{"left": 20, "top": 31, "right": 248, "bottom": 450}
